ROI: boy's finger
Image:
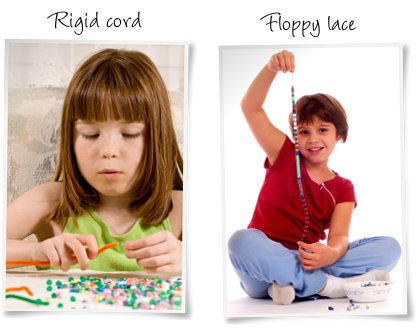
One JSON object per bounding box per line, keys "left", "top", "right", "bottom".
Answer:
{"left": 284, "top": 53, "right": 295, "bottom": 72}
{"left": 277, "top": 54, "right": 286, "bottom": 72}
{"left": 297, "top": 241, "right": 309, "bottom": 249}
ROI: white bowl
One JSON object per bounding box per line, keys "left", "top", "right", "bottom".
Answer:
{"left": 343, "top": 281, "right": 393, "bottom": 303}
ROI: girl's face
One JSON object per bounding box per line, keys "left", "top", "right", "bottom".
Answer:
{"left": 297, "top": 117, "right": 341, "bottom": 167}
{"left": 74, "top": 120, "right": 145, "bottom": 201}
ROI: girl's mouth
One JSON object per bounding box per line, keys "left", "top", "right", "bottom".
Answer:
{"left": 99, "top": 169, "right": 122, "bottom": 178}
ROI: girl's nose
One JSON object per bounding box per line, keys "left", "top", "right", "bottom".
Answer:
{"left": 101, "top": 136, "right": 119, "bottom": 158}
{"left": 102, "top": 149, "right": 117, "bottom": 159}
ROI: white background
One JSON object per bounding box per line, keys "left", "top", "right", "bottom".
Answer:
{"left": 1, "top": 0, "right": 418, "bottom": 327}
{"left": 221, "top": 45, "right": 405, "bottom": 309}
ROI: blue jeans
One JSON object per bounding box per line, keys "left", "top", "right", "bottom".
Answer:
{"left": 228, "top": 228, "right": 401, "bottom": 298}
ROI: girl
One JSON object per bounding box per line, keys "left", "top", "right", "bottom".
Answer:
{"left": 228, "top": 50, "right": 401, "bottom": 304}
{"left": 7, "top": 48, "right": 183, "bottom": 275}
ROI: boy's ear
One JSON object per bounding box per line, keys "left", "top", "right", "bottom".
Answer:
{"left": 336, "top": 135, "right": 343, "bottom": 142}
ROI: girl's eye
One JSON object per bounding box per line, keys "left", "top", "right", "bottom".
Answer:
{"left": 299, "top": 130, "right": 308, "bottom": 136}
{"left": 82, "top": 134, "right": 99, "bottom": 140}
{"left": 320, "top": 128, "right": 329, "bottom": 133}
{"left": 122, "top": 132, "right": 141, "bottom": 139}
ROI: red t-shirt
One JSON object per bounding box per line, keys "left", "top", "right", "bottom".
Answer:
{"left": 248, "top": 137, "right": 356, "bottom": 250}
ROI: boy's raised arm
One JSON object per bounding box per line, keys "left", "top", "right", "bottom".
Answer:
{"left": 241, "top": 50, "right": 295, "bottom": 166}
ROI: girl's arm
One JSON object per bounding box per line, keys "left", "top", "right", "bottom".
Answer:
{"left": 7, "top": 182, "right": 98, "bottom": 270}
{"left": 168, "top": 190, "right": 182, "bottom": 240}
{"left": 242, "top": 50, "right": 295, "bottom": 166}
{"left": 6, "top": 182, "right": 62, "bottom": 261}
{"left": 297, "top": 202, "right": 354, "bottom": 270}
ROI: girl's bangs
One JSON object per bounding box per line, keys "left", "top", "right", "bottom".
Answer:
{"left": 72, "top": 72, "right": 148, "bottom": 123}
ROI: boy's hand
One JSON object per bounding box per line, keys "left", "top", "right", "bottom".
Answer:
{"left": 124, "top": 231, "right": 182, "bottom": 275}
{"left": 267, "top": 50, "right": 295, "bottom": 73}
{"left": 32, "top": 233, "right": 98, "bottom": 271}
{"left": 297, "top": 241, "right": 339, "bottom": 270}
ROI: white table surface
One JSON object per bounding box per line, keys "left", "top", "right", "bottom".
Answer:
{"left": 4, "top": 269, "right": 183, "bottom": 313}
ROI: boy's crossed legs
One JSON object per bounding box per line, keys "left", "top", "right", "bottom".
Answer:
{"left": 228, "top": 229, "right": 401, "bottom": 305}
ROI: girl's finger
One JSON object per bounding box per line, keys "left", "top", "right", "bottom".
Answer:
{"left": 124, "top": 231, "right": 170, "bottom": 250}
{"left": 137, "top": 253, "right": 172, "bottom": 269}
{"left": 125, "top": 242, "right": 170, "bottom": 260}
{"left": 42, "top": 242, "right": 61, "bottom": 268}
{"left": 76, "top": 234, "right": 98, "bottom": 259}
{"left": 143, "top": 264, "right": 180, "bottom": 275}
{"left": 54, "top": 242, "right": 73, "bottom": 271}
{"left": 65, "top": 238, "right": 90, "bottom": 270}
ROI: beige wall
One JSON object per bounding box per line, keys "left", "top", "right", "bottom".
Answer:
{"left": 7, "top": 42, "right": 185, "bottom": 205}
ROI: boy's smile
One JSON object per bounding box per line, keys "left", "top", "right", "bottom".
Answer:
{"left": 307, "top": 146, "right": 324, "bottom": 153}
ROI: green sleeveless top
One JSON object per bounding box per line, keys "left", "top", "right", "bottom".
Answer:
{"left": 45, "top": 211, "right": 172, "bottom": 272}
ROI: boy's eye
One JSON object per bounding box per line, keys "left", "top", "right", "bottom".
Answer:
{"left": 299, "top": 130, "right": 308, "bottom": 135}
{"left": 319, "top": 128, "right": 329, "bottom": 133}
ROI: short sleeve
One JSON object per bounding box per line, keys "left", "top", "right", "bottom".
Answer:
{"left": 264, "top": 137, "right": 294, "bottom": 170}
{"left": 336, "top": 178, "right": 357, "bottom": 208}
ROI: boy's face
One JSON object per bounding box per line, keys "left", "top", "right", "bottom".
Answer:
{"left": 296, "top": 117, "right": 341, "bottom": 166}
{"left": 73, "top": 120, "right": 145, "bottom": 201}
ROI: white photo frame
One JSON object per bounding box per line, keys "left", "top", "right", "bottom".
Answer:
{"left": 221, "top": 44, "right": 406, "bottom": 317}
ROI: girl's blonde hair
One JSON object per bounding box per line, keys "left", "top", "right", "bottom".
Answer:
{"left": 51, "top": 48, "right": 183, "bottom": 227}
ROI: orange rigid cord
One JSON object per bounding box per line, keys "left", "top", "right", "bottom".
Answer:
{"left": 6, "top": 242, "right": 118, "bottom": 267}
{"left": 97, "top": 242, "right": 118, "bottom": 254}
{"left": 5, "top": 286, "right": 34, "bottom": 296}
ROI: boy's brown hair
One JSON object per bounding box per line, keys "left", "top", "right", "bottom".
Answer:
{"left": 51, "top": 48, "right": 183, "bottom": 227}
{"left": 289, "top": 93, "right": 349, "bottom": 142}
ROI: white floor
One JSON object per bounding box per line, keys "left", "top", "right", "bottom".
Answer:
{"left": 225, "top": 263, "right": 406, "bottom": 318}
{"left": 226, "top": 293, "right": 405, "bottom": 318}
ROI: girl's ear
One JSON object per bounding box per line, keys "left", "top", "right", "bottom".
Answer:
{"left": 336, "top": 135, "right": 343, "bottom": 143}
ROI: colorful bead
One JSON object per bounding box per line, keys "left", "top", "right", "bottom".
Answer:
{"left": 292, "top": 83, "right": 310, "bottom": 241}
{"left": 43, "top": 276, "right": 182, "bottom": 310}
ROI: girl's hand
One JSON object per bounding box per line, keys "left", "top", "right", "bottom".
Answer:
{"left": 32, "top": 233, "right": 98, "bottom": 271}
{"left": 124, "top": 231, "right": 182, "bottom": 275}
{"left": 267, "top": 50, "right": 295, "bottom": 73}
{"left": 297, "top": 241, "right": 339, "bottom": 271}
